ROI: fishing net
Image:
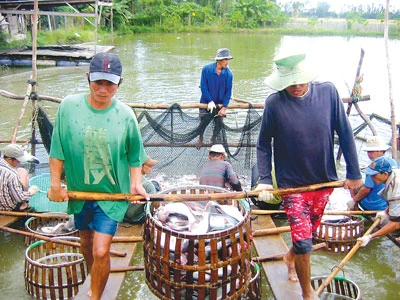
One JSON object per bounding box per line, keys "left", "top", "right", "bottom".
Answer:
{"left": 136, "top": 103, "right": 261, "bottom": 179}
{"left": 36, "top": 103, "right": 262, "bottom": 180}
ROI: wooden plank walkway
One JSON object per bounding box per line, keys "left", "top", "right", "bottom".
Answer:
{"left": 0, "top": 44, "right": 115, "bottom": 66}
{"left": 74, "top": 222, "right": 143, "bottom": 300}
{"left": 251, "top": 213, "right": 319, "bottom": 300}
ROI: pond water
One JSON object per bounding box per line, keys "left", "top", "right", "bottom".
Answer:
{"left": 1, "top": 33, "right": 400, "bottom": 299}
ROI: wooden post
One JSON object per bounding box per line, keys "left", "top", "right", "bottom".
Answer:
{"left": 94, "top": 0, "right": 98, "bottom": 53}
{"left": 30, "top": 0, "right": 39, "bottom": 173}
{"left": 384, "top": 0, "right": 397, "bottom": 159}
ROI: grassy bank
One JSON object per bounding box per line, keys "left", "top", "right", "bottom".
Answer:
{"left": 1, "top": 19, "right": 399, "bottom": 50}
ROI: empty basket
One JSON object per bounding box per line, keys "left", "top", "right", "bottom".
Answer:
{"left": 311, "top": 275, "right": 361, "bottom": 300}
{"left": 24, "top": 237, "right": 87, "bottom": 300}
{"left": 314, "top": 216, "right": 365, "bottom": 253}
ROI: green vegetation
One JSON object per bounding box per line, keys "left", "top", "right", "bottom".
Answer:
{"left": 1, "top": 0, "right": 400, "bottom": 49}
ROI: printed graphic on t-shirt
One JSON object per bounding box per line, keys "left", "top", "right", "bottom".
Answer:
{"left": 84, "top": 126, "right": 115, "bottom": 185}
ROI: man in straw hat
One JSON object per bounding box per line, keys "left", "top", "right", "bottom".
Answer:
{"left": 347, "top": 136, "right": 397, "bottom": 211}
{"left": 199, "top": 144, "right": 242, "bottom": 191}
{"left": 358, "top": 156, "right": 400, "bottom": 247}
{"left": 255, "top": 53, "right": 362, "bottom": 299}
{"left": 0, "top": 143, "right": 40, "bottom": 211}
{"left": 48, "top": 52, "right": 149, "bottom": 300}
{"left": 196, "top": 48, "right": 233, "bottom": 149}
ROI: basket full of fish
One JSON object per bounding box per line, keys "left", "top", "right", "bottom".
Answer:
{"left": 25, "top": 214, "right": 78, "bottom": 245}
{"left": 143, "top": 185, "right": 253, "bottom": 300}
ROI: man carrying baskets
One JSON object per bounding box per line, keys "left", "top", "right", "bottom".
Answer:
{"left": 48, "top": 52, "right": 149, "bottom": 300}
{"left": 255, "top": 52, "right": 362, "bottom": 300}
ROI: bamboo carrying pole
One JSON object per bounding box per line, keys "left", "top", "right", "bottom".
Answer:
{"left": 315, "top": 217, "right": 382, "bottom": 296}
{"left": 65, "top": 180, "right": 345, "bottom": 203}
{"left": 0, "top": 225, "right": 127, "bottom": 257}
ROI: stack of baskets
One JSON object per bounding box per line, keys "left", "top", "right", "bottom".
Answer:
{"left": 142, "top": 185, "right": 258, "bottom": 299}
{"left": 24, "top": 237, "right": 87, "bottom": 300}
{"left": 314, "top": 215, "right": 365, "bottom": 253}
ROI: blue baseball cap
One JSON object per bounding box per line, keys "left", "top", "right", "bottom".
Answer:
{"left": 363, "top": 156, "right": 395, "bottom": 176}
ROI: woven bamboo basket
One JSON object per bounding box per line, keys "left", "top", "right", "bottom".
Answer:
{"left": 313, "top": 216, "right": 365, "bottom": 253}
{"left": 143, "top": 185, "right": 252, "bottom": 300}
{"left": 244, "top": 262, "right": 262, "bottom": 300}
{"left": 311, "top": 275, "right": 361, "bottom": 300}
{"left": 25, "top": 215, "right": 78, "bottom": 245}
{"left": 24, "top": 237, "right": 87, "bottom": 300}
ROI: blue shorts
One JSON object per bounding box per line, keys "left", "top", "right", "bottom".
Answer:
{"left": 74, "top": 201, "right": 118, "bottom": 236}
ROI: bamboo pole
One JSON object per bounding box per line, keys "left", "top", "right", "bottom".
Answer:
{"left": 0, "top": 225, "right": 126, "bottom": 257}
{"left": 253, "top": 226, "right": 291, "bottom": 236}
{"left": 0, "top": 210, "right": 69, "bottom": 219}
{"left": 65, "top": 180, "right": 345, "bottom": 203}
{"left": 384, "top": 0, "right": 397, "bottom": 159}
{"left": 11, "top": 78, "right": 33, "bottom": 143}
{"left": 10, "top": 1, "right": 39, "bottom": 144}
{"left": 337, "top": 48, "right": 369, "bottom": 160}
{"left": 112, "top": 236, "right": 143, "bottom": 243}
{"left": 110, "top": 266, "right": 145, "bottom": 273}
{"left": 363, "top": 214, "right": 400, "bottom": 248}
{"left": 315, "top": 217, "right": 381, "bottom": 296}
{"left": 0, "top": 90, "right": 369, "bottom": 108}
{"left": 251, "top": 209, "right": 380, "bottom": 216}
{"left": 252, "top": 242, "right": 326, "bottom": 263}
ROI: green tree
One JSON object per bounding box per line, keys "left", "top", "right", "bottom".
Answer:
{"left": 315, "top": 1, "right": 331, "bottom": 18}
{"left": 346, "top": 11, "right": 368, "bottom": 30}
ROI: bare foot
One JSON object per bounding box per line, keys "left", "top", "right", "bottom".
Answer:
{"left": 87, "top": 290, "right": 92, "bottom": 298}
{"left": 195, "top": 138, "right": 203, "bottom": 150}
{"left": 283, "top": 253, "right": 299, "bottom": 282}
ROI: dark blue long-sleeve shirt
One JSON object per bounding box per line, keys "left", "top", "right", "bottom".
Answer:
{"left": 257, "top": 81, "right": 361, "bottom": 188}
{"left": 199, "top": 62, "right": 233, "bottom": 107}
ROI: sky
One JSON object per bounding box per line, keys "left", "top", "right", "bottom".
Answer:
{"left": 277, "top": 0, "right": 400, "bottom": 13}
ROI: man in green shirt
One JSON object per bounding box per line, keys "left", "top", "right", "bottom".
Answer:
{"left": 48, "top": 52, "right": 149, "bottom": 300}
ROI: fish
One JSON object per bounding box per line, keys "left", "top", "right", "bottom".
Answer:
{"left": 38, "top": 215, "right": 75, "bottom": 234}
{"left": 156, "top": 202, "right": 198, "bottom": 226}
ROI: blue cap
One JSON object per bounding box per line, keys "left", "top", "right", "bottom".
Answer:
{"left": 363, "top": 156, "right": 396, "bottom": 176}
{"left": 89, "top": 52, "right": 122, "bottom": 85}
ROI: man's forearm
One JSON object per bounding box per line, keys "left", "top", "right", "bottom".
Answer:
{"left": 49, "top": 157, "right": 64, "bottom": 188}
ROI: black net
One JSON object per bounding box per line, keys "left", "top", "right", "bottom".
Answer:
{"left": 35, "top": 103, "right": 263, "bottom": 179}
{"left": 37, "top": 105, "right": 53, "bottom": 154}
{"left": 137, "top": 103, "right": 262, "bottom": 179}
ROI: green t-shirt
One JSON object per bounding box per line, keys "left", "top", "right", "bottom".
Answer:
{"left": 50, "top": 93, "right": 147, "bottom": 222}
